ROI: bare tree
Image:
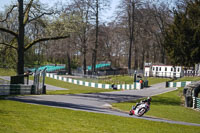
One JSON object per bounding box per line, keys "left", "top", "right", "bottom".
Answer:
{"left": 0, "top": 0, "right": 70, "bottom": 83}
{"left": 68, "top": 0, "right": 93, "bottom": 75}
{"left": 145, "top": 1, "right": 173, "bottom": 64}
{"left": 90, "top": 0, "right": 110, "bottom": 74}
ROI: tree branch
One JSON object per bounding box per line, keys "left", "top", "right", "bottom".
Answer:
{"left": 0, "top": 42, "right": 17, "bottom": 50}
{"left": 23, "top": 0, "right": 34, "bottom": 25}
{"left": 28, "top": 12, "right": 54, "bottom": 23}
{"left": 24, "top": 35, "right": 70, "bottom": 51}
{"left": 0, "top": 27, "right": 18, "bottom": 38}
{"left": 0, "top": 5, "right": 17, "bottom": 22}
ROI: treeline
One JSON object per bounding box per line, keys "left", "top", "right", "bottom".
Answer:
{"left": 0, "top": 0, "right": 199, "bottom": 75}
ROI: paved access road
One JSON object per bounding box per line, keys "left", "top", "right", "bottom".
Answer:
{"left": 6, "top": 82, "right": 200, "bottom": 127}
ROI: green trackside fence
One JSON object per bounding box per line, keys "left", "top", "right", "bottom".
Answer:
{"left": 46, "top": 73, "right": 143, "bottom": 90}
{"left": 193, "top": 97, "right": 200, "bottom": 110}
{"left": 166, "top": 81, "right": 193, "bottom": 88}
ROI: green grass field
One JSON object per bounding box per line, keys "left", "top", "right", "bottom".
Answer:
{"left": 174, "top": 76, "right": 200, "bottom": 82}
{"left": 74, "top": 75, "right": 171, "bottom": 85}
{"left": 42, "top": 76, "right": 170, "bottom": 94}
{"left": 112, "top": 87, "right": 200, "bottom": 124}
{"left": 0, "top": 68, "right": 16, "bottom": 76}
{"left": 0, "top": 99, "right": 199, "bottom": 133}
{"left": 30, "top": 77, "right": 116, "bottom": 95}
{"left": 1, "top": 69, "right": 200, "bottom": 132}
{"left": 147, "top": 77, "right": 171, "bottom": 86}
{"left": 73, "top": 75, "right": 135, "bottom": 84}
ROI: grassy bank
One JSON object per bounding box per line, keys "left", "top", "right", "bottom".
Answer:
{"left": 42, "top": 76, "right": 170, "bottom": 94}
{"left": 0, "top": 99, "right": 199, "bottom": 133}
{"left": 147, "top": 77, "right": 171, "bottom": 86}
{"left": 72, "top": 75, "right": 170, "bottom": 85}
{"left": 112, "top": 87, "right": 200, "bottom": 124}
{"left": 30, "top": 77, "right": 116, "bottom": 95}
{"left": 0, "top": 68, "right": 16, "bottom": 76}
{"left": 174, "top": 76, "right": 200, "bottom": 82}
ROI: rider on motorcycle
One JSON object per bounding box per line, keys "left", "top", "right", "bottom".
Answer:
{"left": 133, "top": 97, "right": 152, "bottom": 110}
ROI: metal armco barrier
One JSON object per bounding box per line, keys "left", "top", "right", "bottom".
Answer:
{"left": 193, "top": 97, "right": 200, "bottom": 109}
{"left": 166, "top": 81, "right": 193, "bottom": 88}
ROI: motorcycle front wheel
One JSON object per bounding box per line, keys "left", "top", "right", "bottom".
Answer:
{"left": 129, "top": 110, "right": 133, "bottom": 115}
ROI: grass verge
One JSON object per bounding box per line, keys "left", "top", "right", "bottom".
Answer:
{"left": 64, "top": 75, "right": 171, "bottom": 85}
{"left": 73, "top": 75, "right": 135, "bottom": 84}
{"left": 112, "top": 87, "right": 200, "bottom": 124}
{"left": 0, "top": 99, "right": 199, "bottom": 133}
{"left": 41, "top": 76, "right": 170, "bottom": 94}
{"left": 32, "top": 77, "right": 116, "bottom": 95}
{"left": 0, "top": 68, "right": 16, "bottom": 76}
{"left": 174, "top": 76, "right": 200, "bottom": 82}
{"left": 147, "top": 77, "right": 171, "bottom": 86}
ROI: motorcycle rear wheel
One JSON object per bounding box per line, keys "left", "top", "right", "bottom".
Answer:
{"left": 137, "top": 107, "right": 146, "bottom": 117}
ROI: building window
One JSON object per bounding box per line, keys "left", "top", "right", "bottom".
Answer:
{"left": 152, "top": 67, "right": 155, "bottom": 71}
{"left": 174, "top": 68, "right": 176, "bottom": 72}
{"left": 177, "top": 68, "right": 180, "bottom": 72}
{"left": 159, "top": 67, "right": 161, "bottom": 71}
{"left": 165, "top": 67, "right": 167, "bottom": 71}
{"left": 156, "top": 67, "right": 158, "bottom": 71}
{"left": 171, "top": 68, "right": 173, "bottom": 71}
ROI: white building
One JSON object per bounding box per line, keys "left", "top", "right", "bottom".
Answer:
{"left": 144, "top": 64, "right": 183, "bottom": 78}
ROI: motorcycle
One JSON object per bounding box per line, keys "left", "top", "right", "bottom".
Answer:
{"left": 129, "top": 102, "right": 150, "bottom": 117}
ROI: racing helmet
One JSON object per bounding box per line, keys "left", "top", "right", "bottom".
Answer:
{"left": 147, "top": 97, "right": 152, "bottom": 102}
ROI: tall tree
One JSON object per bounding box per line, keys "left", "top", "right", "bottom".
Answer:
{"left": 0, "top": 0, "right": 70, "bottom": 83}
{"left": 164, "top": 0, "right": 200, "bottom": 66}
{"left": 116, "top": 0, "right": 143, "bottom": 70}
{"left": 69, "top": 0, "right": 92, "bottom": 75}
{"left": 90, "top": 0, "right": 110, "bottom": 74}
{"left": 150, "top": 2, "right": 171, "bottom": 64}
{"left": 128, "top": 0, "right": 135, "bottom": 70}
{"left": 17, "top": 0, "right": 25, "bottom": 78}
{"left": 91, "top": 0, "right": 99, "bottom": 74}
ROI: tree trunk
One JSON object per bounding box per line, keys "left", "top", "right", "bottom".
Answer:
{"left": 146, "top": 49, "right": 150, "bottom": 63}
{"left": 161, "top": 46, "right": 165, "bottom": 64}
{"left": 37, "top": 44, "right": 41, "bottom": 66}
{"left": 67, "top": 52, "right": 72, "bottom": 75}
{"left": 83, "top": 50, "right": 86, "bottom": 75}
{"left": 128, "top": 38, "right": 133, "bottom": 70}
{"left": 92, "top": 51, "right": 97, "bottom": 74}
{"left": 153, "top": 43, "right": 156, "bottom": 63}
{"left": 140, "top": 47, "right": 145, "bottom": 70}
{"left": 92, "top": 0, "right": 99, "bottom": 75}
{"left": 2, "top": 48, "right": 6, "bottom": 67}
{"left": 17, "top": 0, "right": 25, "bottom": 83}
{"left": 134, "top": 44, "right": 138, "bottom": 70}
{"left": 128, "top": 0, "right": 135, "bottom": 70}
{"left": 82, "top": 25, "right": 87, "bottom": 75}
